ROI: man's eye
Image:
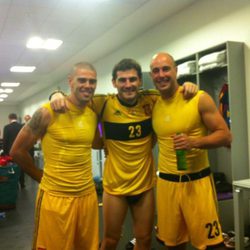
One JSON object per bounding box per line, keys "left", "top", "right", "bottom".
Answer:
{"left": 78, "top": 78, "right": 87, "bottom": 83}
{"left": 152, "top": 68, "right": 160, "bottom": 74}
{"left": 162, "top": 66, "right": 170, "bottom": 72}
{"left": 77, "top": 78, "right": 97, "bottom": 84}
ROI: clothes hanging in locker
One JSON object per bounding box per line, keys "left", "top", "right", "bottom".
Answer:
{"left": 219, "top": 83, "right": 230, "bottom": 128}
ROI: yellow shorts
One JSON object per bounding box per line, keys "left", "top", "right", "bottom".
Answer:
{"left": 156, "top": 175, "right": 223, "bottom": 249}
{"left": 32, "top": 188, "right": 99, "bottom": 250}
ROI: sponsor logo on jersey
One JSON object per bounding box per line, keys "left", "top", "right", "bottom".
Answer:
{"left": 128, "top": 110, "right": 137, "bottom": 115}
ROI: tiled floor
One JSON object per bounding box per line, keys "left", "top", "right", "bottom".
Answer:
{"left": 0, "top": 176, "right": 37, "bottom": 250}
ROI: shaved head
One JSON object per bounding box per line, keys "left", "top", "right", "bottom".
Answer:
{"left": 149, "top": 52, "right": 178, "bottom": 98}
{"left": 70, "top": 62, "right": 96, "bottom": 77}
{"left": 150, "top": 52, "right": 176, "bottom": 70}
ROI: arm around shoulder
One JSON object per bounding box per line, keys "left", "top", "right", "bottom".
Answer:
{"left": 49, "top": 90, "right": 69, "bottom": 113}
{"left": 92, "top": 125, "right": 104, "bottom": 149}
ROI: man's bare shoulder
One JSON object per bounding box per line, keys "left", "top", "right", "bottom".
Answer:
{"left": 27, "top": 107, "right": 51, "bottom": 137}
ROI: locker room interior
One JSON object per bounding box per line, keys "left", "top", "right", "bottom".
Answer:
{"left": 1, "top": 0, "right": 250, "bottom": 249}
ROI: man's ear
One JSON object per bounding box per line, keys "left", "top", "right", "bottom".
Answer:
{"left": 112, "top": 79, "right": 117, "bottom": 88}
{"left": 149, "top": 71, "right": 153, "bottom": 80}
{"left": 68, "top": 75, "right": 73, "bottom": 88}
{"left": 139, "top": 78, "right": 142, "bottom": 87}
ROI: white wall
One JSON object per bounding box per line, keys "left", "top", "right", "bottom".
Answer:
{"left": 3, "top": 0, "right": 250, "bottom": 157}
{"left": 95, "top": 0, "right": 250, "bottom": 90}
{"left": 20, "top": 80, "right": 69, "bottom": 118}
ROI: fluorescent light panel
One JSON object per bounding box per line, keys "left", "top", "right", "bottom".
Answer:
{"left": 0, "top": 98, "right": 3, "bottom": 102}
{"left": 0, "top": 88, "right": 13, "bottom": 93}
{"left": 10, "top": 66, "right": 36, "bottom": 73}
{"left": 1, "top": 82, "right": 20, "bottom": 87}
{"left": 27, "top": 36, "right": 63, "bottom": 50}
{"left": 26, "top": 37, "right": 43, "bottom": 49}
{"left": 43, "top": 39, "right": 63, "bottom": 50}
{"left": 0, "top": 93, "right": 8, "bottom": 98}
{"left": 4, "top": 88, "right": 13, "bottom": 93}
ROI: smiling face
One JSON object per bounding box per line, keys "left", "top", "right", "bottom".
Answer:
{"left": 150, "top": 53, "right": 178, "bottom": 98}
{"left": 112, "top": 69, "right": 141, "bottom": 105}
{"left": 68, "top": 66, "right": 97, "bottom": 107}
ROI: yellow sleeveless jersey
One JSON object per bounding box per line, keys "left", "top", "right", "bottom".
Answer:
{"left": 152, "top": 88, "right": 209, "bottom": 174}
{"left": 40, "top": 102, "right": 97, "bottom": 196}
{"left": 92, "top": 90, "right": 159, "bottom": 195}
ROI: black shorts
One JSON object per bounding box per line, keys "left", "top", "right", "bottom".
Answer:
{"left": 125, "top": 193, "right": 144, "bottom": 205}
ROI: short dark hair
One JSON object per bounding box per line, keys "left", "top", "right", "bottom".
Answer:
{"left": 8, "top": 113, "right": 17, "bottom": 119}
{"left": 112, "top": 58, "right": 142, "bottom": 80}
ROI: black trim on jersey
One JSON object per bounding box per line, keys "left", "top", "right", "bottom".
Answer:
{"left": 104, "top": 118, "right": 152, "bottom": 141}
{"left": 117, "top": 95, "right": 138, "bottom": 107}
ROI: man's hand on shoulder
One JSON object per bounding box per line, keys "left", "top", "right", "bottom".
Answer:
{"left": 50, "top": 92, "right": 69, "bottom": 113}
{"left": 181, "top": 82, "right": 198, "bottom": 99}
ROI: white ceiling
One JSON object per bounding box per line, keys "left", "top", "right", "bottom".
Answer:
{"left": 0, "top": 0, "right": 198, "bottom": 105}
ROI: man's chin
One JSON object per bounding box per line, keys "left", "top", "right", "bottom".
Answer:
{"left": 81, "top": 93, "right": 93, "bottom": 99}
{"left": 156, "top": 84, "right": 169, "bottom": 91}
{"left": 123, "top": 94, "right": 137, "bottom": 101}
{"left": 78, "top": 96, "right": 92, "bottom": 104}
{"left": 78, "top": 99, "right": 90, "bottom": 106}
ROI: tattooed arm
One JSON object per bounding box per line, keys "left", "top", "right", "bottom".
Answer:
{"left": 10, "top": 107, "right": 51, "bottom": 182}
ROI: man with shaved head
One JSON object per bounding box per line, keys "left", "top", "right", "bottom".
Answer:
{"left": 150, "top": 52, "right": 232, "bottom": 250}
{"left": 10, "top": 62, "right": 99, "bottom": 250}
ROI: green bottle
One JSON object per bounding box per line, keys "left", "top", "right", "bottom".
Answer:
{"left": 176, "top": 133, "right": 187, "bottom": 170}
{"left": 176, "top": 149, "right": 187, "bottom": 170}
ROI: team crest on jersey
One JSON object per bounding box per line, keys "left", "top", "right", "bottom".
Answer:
{"left": 114, "top": 110, "right": 122, "bottom": 116}
{"left": 143, "top": 104, "right": 152, "bottom": 116}
{"left": 128, "top": 109, "right": 137, "bottom": 115}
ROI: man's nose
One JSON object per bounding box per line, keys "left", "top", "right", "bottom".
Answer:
{"left": 158, "top": 69, "right": 165, "bottom": 77}
{"left": 83, "top": 80, "right": 93, "bottom": 88}
{"left": 124, "top": 79, "right": 133, "bottom": 86}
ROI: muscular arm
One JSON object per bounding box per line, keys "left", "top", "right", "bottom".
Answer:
{"left": 10, "top": 107, "right": 51, "bottom": 182}
{"left": 174, "top": 92, "right": 232, "bottom": 150}
{"left": 194, "top": 92, "right": 232, "bottom": 148}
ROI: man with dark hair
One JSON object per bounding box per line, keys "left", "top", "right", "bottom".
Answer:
{"left": 97, "top": 58, "right": 157, "bottom": 250}
{"left": 3, "top": 113, "right": 24, "bottom": 187}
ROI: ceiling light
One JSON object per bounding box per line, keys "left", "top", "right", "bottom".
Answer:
{"left": 0, "top": 93, "right": 8, "bottom": 98}
{"left": 10, "top": 66, "right": 36, "bottom": 73}
{"left": 26, "top": 36, "right": 43, "bottom": 49}
{"left": 4, "top": 88, "right": 14, "bottom": 93}
{"left": 0, "top": 88, "right": 13, "bottom": 93}
{"left": 0, "top": 98, "right": 3, "bottom": 102}
{"left": 43, "top": 39, "right": 63, "bottom": 50}
{"left": 1, "top": 82, "right": 20, "bottom": 87}
{"left": 26, "top": 37, "right": 63, "bottom": 50}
